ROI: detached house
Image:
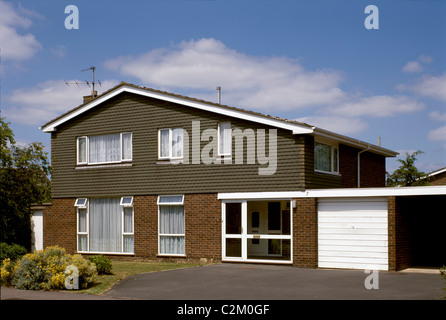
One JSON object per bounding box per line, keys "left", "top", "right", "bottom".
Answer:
{"left": 39, "top": 82, "right": 445, "bottom": 271}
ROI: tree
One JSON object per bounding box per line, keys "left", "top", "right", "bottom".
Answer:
{"left": 386, "top": 150, "right": 430, "bottom": 187}
{"left": 0, "top": 117, "right": 51, "bottom": 249}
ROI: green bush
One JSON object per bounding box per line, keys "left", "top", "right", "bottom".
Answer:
{"left": 2, "top": 246, "right": 97, "bottom": 290}
{"left": 88, "top": 255, "right": 113, "bottom": 275}
{"left": 0, "top": 243, "right": 28, "bottom": 262}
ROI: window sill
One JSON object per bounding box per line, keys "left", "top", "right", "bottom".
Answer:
{"left": 76, "top": 162, "right": 132, "bottom": 169}
{"left": 77, "top": 251, "right": 134, "bottom": 255}
{"left": 157, "top": 254, "right": 187, "bottom": 258}
{"left": 156, "top": 159, "right": 184, "bottom": 165}
{"left": 314, "top": 169, "right": 341, "bottom": 176}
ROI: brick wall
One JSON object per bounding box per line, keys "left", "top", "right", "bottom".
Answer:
{"left": 293, "top": 198, "right": 318, "bottom": 268}
{"left": 43, "top": 198, "right": 77, "bottom": 254}
{"left": 387, "top": 196, "right": 411, "bottom": 271}
{"left": 42, "top": 194, "right": 221, "bottom": 262}
{"left": 133, "top": 195, "right": 158, "bottom": 258}
{"left": 185, "top": 193, "right": 221, "bottom": 260}
{"left": 339, "top": 144, "right": 386, "bottom": 188}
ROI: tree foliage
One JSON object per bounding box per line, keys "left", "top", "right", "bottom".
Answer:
{"left": 386, "top": 150, "right": 430, "bottom": 187}
{"left": 0, "top": 117, "right": 51, "bottom": 249}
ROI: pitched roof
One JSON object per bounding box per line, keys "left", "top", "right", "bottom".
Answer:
{"left": 40, "top": 81, "right": 398, "bottom": 157}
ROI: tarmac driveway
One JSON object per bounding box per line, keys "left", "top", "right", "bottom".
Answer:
{"left": 103, "top": 263, "right": 445, "bottom": 300}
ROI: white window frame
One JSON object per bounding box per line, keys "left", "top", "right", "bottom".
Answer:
{"left": 120, "top": 196, "right": 134, "bottom": 207}
{"left": 74, "top": 198, "right": 88, "bottom": 208}
{"left": 77, "top": 136, "right": 88, "bottom": 165}
{"left": 76, "top": 132, "right": 132, "bottom": 166}
{"left": 158, "top": 128, "right": 183, "bottom": 160}
{"left": 218, "top": 122, "right": 232, "bottom": 156}
{"left": 76, "top": 197, "right": 134, "bottom": 254}
{"left": 157, "top": 195, "right": 186, "bottom": 257}
{"left": 314, "top": 141, "right": 339, "bottom": 174}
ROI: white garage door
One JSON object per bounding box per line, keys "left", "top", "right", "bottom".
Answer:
{"left": 318, "top": 198, "right": 388, "bottom": 271}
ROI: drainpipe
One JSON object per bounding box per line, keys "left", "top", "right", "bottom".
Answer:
{"left": 357, "top": 144, "right": 370, "bottom": 188}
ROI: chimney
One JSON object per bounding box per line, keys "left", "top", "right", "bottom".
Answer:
{"left": 216, "top": 86, "right": 221, "bottom": 104}
{"left": 377, "top": 136, "right": 381, "bottom": 147}
{"left": 83, "top": 91, "right": 98, "bottom": 103}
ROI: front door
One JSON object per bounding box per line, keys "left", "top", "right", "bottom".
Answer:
{"left": 222, "top": 200, "right": 292, "bottom": 264}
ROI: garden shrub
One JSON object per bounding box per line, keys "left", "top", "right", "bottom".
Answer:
{"left": 88, "top": 255, "right": 113, "bottom": 275}
{"left": 0, "top": 243, "right": 28, "bottom": 262}
{"left": 2, "top": 246, "right": 97, "bottom": 290}
{"left": 0, "top": 258, "right": 17, "bottom": 286}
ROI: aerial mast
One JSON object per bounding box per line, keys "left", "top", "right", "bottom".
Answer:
{"left": 65, "top": 66, "right": 101, "bottom": 99}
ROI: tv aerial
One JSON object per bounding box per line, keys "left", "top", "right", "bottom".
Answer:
{"left": 65, "top": 66, "right": 101, "bottom": 98}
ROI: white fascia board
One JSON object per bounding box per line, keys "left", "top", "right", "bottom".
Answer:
{"left": 218, "top": 186, "right": 446, "bottom": 200}
{"left": 428, "top": 167, "right": 446, "bottom": 177}
{"left": 218, "top": 191, "right": 306, "bottom": 200}
{"left": 41, "top": 87, "right": 128, "bottom": 132}
{"left": 42, "top": 85, "right": 313, "bottom": 134}
{"left": 313, "top": 128, "right": 398, "bottom": 157}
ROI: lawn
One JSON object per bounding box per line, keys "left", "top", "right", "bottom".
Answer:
{"left": 74, "top": 260, "right": 202, "bottom": 295}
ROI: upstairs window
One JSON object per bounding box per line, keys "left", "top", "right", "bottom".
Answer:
{"left": 159, "top": 128, "right": 183, "bottom": 160}
{"left": 314, "top": 142, "right": 339, "bottom": 174}
{"left": 77, "top": 133, "right": 132, "bottom": 165}
{"left": 218, "top": 122, "right": 232, "bottom": 156}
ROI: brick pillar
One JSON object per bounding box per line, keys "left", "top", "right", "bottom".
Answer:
{"left": 293, "top": 198, "right": 318, "bottom": 268}
{"left": 185, "top": 193, "right": 221, "bottom": 261}
{"left": 387, "top": 196, "right": 411, "bottom": 271}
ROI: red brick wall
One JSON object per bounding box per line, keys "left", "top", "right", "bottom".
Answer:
{"left": 387, "top": 196, "right": 411, "bottom": 271}
{"left": 339, "top": 144, "right": 386, "bottom": 188}
{"left": 42, "top": 194, "right": 221, "bottom": 261}
{"left": 43, "top": 198, "right": 77, "bottom": 254}
{"left": 360, "top": 151, "right": 386, "bottom": 187}
{"left": 133, "top": 195, "right": 158, "bottom": 258}
{"left": 185, "top": 194, "right": 221, "bottom": 260}
{"left": 293, "top": 198, "right": 318, "bottom": 268}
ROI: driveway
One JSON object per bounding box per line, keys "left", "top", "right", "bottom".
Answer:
{"left": 103, "top": 263, "right": 445, "bottom": 300}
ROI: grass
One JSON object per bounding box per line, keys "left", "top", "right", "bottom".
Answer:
{"left": 73, "top": 260, "right": 202, "bottom": 295}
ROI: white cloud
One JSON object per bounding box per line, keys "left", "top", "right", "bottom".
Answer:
{"left": 105, "top": 38, "right": 346, "bottom": 111}
{"left": 4, "top": 79, "right": 119, "bottom": 125}
{"left": 411, "top": 73, "right": 446, "bottom": 102}
{"left": 0, "top": 1, "right": 42, "bottom": 61}
{"left": 428, "top": 125, "right": 446, "bottom": 141}
{"left": 327, "top": 95, "right": 425, "bottom": 118}
{"left": 49, "top": 45, "right": 67, "bottom": 58}
{"left": 429, "top": 111, "right": 446, "bottom": 122}
{"left": 295, "top": 116, "right": 369, "bottom": 135}
{"left": 403, "top": 61, "right": 423, "bottom": 73}
{"left": 402, "top": 55, "right": 432, "bottom": 73}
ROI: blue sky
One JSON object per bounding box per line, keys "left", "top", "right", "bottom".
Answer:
{"left": 1, "top": 0, "right": 445, "bottom": 174}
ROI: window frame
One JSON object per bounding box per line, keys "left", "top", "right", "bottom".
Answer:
{"left": 218, "top": 122, "right": 232, "bottom": 156}
{"left": 314, "top": 141, "right": 339, "bottom": 175}
{"left": 157, "top": 195, "right": 186, "bottom": 257}
{"left": 158, "top": 128, "right": 184, "bottom": 160}
{"left": 76, "top": 197, "right": 134, "bottom": 255}
{"left": 76, "top": 132, "right": 133, "bottom": 166}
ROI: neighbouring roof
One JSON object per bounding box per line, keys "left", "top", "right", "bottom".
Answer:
{"left": 40, "top": 81, "right": 398, "bottom": 157}
{"left": 428, "top": 166, "right": 446, "bottom": 177}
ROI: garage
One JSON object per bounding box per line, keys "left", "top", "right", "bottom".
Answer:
{"left": 318, "top": 197, "right": 389, "bottom": 271}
